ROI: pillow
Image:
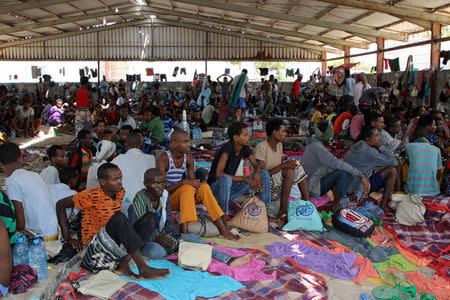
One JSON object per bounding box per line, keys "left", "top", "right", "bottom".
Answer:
{"left": 282, "top": 199, "right": 324, "bottom": 232}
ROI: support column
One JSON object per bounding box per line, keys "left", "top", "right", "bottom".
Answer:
{"left": 344, "top": 46, "right": 350, "bottom": 65}
{"left": 376, "top": 37, "right": 384, "bottom": 86}
{"left": 430, "top": 22, "right": 441, "bottom": 107}
{"left": 321, "top": 51, "right": 327, "bottom": 76}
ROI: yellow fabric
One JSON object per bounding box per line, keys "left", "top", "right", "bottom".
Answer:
{"left": 43, "top": 229, "right": 59, "bottom": 242}
{"left": 170, "top": 183, "right": 224, "bottom": 224}
{"left": 311, "top": 111, "right": 323, "bottom": 123}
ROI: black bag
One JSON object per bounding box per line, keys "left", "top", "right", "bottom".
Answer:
{"left": 332, "top": 208, "right": 375, "bottom": 238}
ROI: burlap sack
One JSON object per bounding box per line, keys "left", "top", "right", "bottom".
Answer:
{"left": 229, "top": 196, "right": 268, "bottom": 233}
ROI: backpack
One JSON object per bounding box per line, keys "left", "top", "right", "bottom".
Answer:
{"left": 332, "top": 208, "right": 375, "bottom": 238}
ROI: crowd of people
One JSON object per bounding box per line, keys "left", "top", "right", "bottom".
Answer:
{"left": 0, "top": 67, "right": 448, "bottom": 296}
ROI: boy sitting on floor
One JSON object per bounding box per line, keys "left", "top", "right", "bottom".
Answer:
{"left": 254, "top": 119, "right": 309, "bottom": 226}
{"left": 157, "top": 129, "right": 240, "bottom": 241}
{"left": 345, "top": 126, "right": 398, "bottom": 213}
{"left": 40, "top": 145, "right": 68, "bottom": 184}
{"left": 72, "top": 163, "right": 170, "bottom": 279}
{"left": 130, "top": 168, "right": 250, "bottom": 265}
{"left": 208, "top": 122, "right": 271, "bottom": 216}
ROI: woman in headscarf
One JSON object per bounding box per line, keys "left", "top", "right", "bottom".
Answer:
{"left": 86, "top": 140, "right": 116, "bottom": 189}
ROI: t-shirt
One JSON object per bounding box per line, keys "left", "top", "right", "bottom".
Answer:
{"left": 73, "top": 187, "right": 125, "bottom": 246}
{"left": 219, "top": 82, "right": 231, "bottom": 98}
{"left": 405, "top": 142, "right": 442, "bottom": 196}
{"left": 118, "top": 115, "right": 137, "bottom": 129}
{"left": 344, "top": 78, "right": 356, "bottom": 95}
{"left": 5, "top": 169, "right": 58, "bottom": 238}
{"left": 16, "top": 106, "right": 34, "bottom": 120}
{"left": 162, "top": 116, "right": 175, "bottom": 134}
{"left": 48, "top": 183, "right": 78, "bottom": 218}
{"left": 359, "top": 88, "right": 386, "bottom": 104}
{"left": 379, "top": 129, "right": 401, "bottom": 154}
{"left": 351, "top": 82, "right": 371, "bottom": 106}
{"left": 350, "top": 114, "right": 365, "bottom": 140}
{"left": 201, "top": 104, "right": 215, "bottom": 124}
{"left": 0, "top": 191, "right": 16, "bottom": 245}
{"left": 140, "top": 116, "right": 164, "bottom": 143}
{"left": 254, "top": 140, "right": 282, "bottom": 171}
{"left": 333, "top": 112, "right": 352, "bottom": 134}
{"left": 40, "top": 165, "right": 60, "bottom": 185}
{"left": 232, "top": 74, "right": 249, "bottom": 98}
{"left": 208, "top": 142, "right": 252, "bottom": 184}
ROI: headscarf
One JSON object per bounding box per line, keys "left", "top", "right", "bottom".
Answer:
{"left": 94, "top": 140, "right": 116, "bottom": 163}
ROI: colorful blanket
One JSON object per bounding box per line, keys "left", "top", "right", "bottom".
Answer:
{"left": 383, "top": 208, "right": 450, "bottom": 280}
{"left": 268, "top": 225, "right": 336, "bottom": 250}
{"left": 56, "top": 249, "right": 328, "bottom": 300}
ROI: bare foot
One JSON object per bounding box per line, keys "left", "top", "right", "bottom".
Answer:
{"left": 228, "top": 254, "right": 251, "bottom": 267}
{"left": 381, "top": 205, "right": 396, "bottom": 216}
{"left": 219, "top": 230, "right": 241, "bottom": 241}
{"left": 115, "top": 259, "right": 140, "bottom": 280}
{"left": 138, "top": 264, "right": 171, "bottom": 280}
{"left": 268, "top": 216, "right": 285, "bottom": 228}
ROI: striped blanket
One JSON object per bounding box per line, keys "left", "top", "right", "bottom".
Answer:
{"left": 383, "top": 197, "right": 450, "bottom": 280}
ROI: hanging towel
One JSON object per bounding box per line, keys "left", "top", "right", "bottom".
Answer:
{"left": 160, "top": 74, "right": 167, "bottom": 81}
{"left": 146, "top": 68, "right": 154, "bottom": 76}
{"left": 173, "top": 66, "right": 179, "bottom": 77}
{"left": 259, "top": 68, "right": 268, "bottom": 76}
{"left": 286, "top": 69, "right": 294, "bottom": 77}
{"left": 388, "top": 58, "right": 400, "bottom": 72}
{"left": 224, "top": 68, "right": 230, "bottom": 74}
{"left": 180, "top": 67, "right": 186, "bottom": 75}
{"left": 371, "top": 66, "right": 376, "bottom": 75}
{"left": 384, "top": 59, "right": 389, "bottom": 70}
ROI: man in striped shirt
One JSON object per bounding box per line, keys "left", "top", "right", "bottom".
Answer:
{"left": 405, "top": 126, "right": 442, "bottom": 196}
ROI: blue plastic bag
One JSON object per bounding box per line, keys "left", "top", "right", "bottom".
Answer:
{"left": 282, "top": 199, "right": 324, "bottom": 232}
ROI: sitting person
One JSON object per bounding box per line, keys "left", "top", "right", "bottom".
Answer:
{"left": 1, "top": 100, "right": 17, "bottom": 138}
{"left": 86, "top": 140, "right": 117, "bottom": 189}
{"left": 302, "top": 121, "right": 369, "bottom": 212}
{"left": 0, "top": 219, "right": 12, "bottom": 297}
{"left": 254, "top": 119, "right": 309, "bottom": 226}
{"left": 47, "top": 99, "right": 65, "bottom": 126}
{"left": 111, "top": 132, "right": 155, "bottom": 213}
{"left": 157, "top": 129, "right": 239, "bottom": 241}
{"left": 16, "top": 98, "right": 36, "bottom": 138}
{"left": 50, "top": 167, "right": 81, "bottom": 263}
{"left": 117, "top": 105, "right": 136, "bottom": 129}
{"left": 405, "top": 126, "right": 442, "bottom": 196}
{"left": 345, "top": 126, "right": 398, "bottom": 213}
{"left": 208, "top": 122, "right": 271, "bottom": 215}
{"left": 115, "top": 124, "right": 133, "bottom": 155}
{"left": 68, "top": 129, "right": 96, "bottom": 191}
{"left": 380, "top": 116, "right": 408, "bottom": 155}
{"left": 0, "top": 142, "right": 58, "bottom": 241}
{"left": 131, "top": 168, "right": 250, "bottom": 266}
{"left": 40, "top": 145, "right": 68, "bottom": 184}
{"left": 92, "top": 119, "right": 110, "bottom": 149}
{"left": 72, "top": 163, "right": 170, "bottom": 279}
{"left": 139, "top": 106, "right": 164, "bottom": 144}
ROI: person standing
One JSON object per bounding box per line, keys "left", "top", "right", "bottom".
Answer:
{"left": 338, "top": 70, "right": 355, "bottom": 111}
{"left": 70, "top": 76, "right": 94, "bottom": 134}
{"left": 229, "top": 69, "right": 249, "bottom": 122}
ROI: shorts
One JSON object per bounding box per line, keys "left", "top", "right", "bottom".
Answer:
{"left": 236, "top": 97, "right": 246, "bottom": 109}
{"left": 369, "top": 172, "right": 384, "bottom": 193}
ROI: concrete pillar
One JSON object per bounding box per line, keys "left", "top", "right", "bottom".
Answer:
{"left": 376, "top": 37, "right": 384, "bottom": 86}
{"left": 321, "top": 51, "right": 327, "bottom": 76}
{"left": 344, "top": 46, "right": 350, "bottom": 65}
{"left": 430, "top": 22, "right": 441, "bottom": 107}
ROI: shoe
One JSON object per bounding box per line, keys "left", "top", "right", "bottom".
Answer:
{"left": 47, "top": 242, "right": 78, "bottom": 264}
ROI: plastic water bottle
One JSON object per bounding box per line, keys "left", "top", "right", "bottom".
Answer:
{"left": 364, "top": 202, "right": 385, "bottom": 218}
{"left": 193, "top": 126, "right": 202, "bottom": 140}
{"left": 339, "top": 195, "right": 349, "bottom": 209}
{"left": 283, "top": 110, "right": 287, "bottom": 118}
{"left": 247, "top": 126, "right": 252, "bottom": 138}
{"left": 10, "top": 129, "right": 16, "bottom": 140}
{"left": 28, "top": 236, "right": 47, "bottom": 281}
{"left": 13, "top": 235, "right": 29, "bottom": 266}
{"left": 181, "top": 110, "right": 190, "bottom": 135}
{"left": 360, "top": 293, "right": 375, "bottom": 300}
{"left": 253, "top": 108, "right": 256, "bottom": 117}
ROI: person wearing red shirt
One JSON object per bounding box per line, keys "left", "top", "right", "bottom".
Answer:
{"left": 70, "top": 76, "right": 94, "bottom": 134}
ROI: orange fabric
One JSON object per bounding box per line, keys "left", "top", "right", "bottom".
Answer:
{"left": 73, "top": 187, "right": 125, "bottom": 246}
{"left": 382, "top": 228, "right": 432, "bottom": 267}
{"left": 170, "top": 183, "right": 224, "bottom": 224}
{"left": 333, "top": 111, "right": 352, "bottom": 134}
{"left": 405, "top": 271, "right": 450, "bottom": 300}
{"left": 370, "top": 227, "right": 393, "bottom": 248}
